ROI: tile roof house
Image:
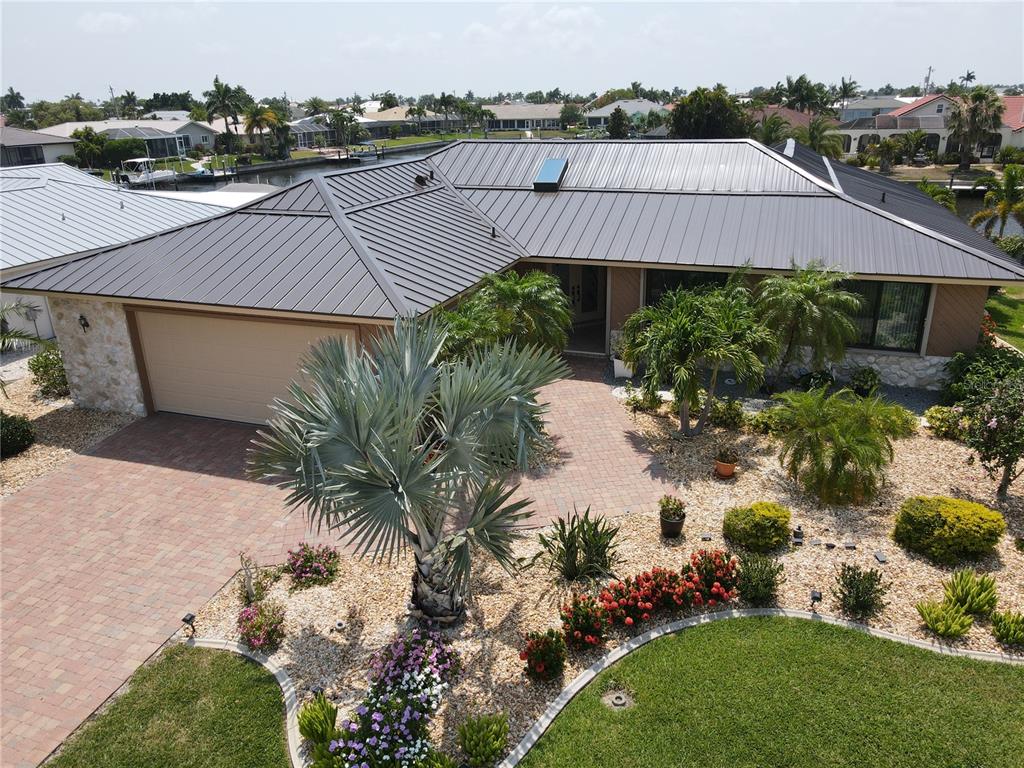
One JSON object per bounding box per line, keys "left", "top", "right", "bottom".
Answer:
{"left": 0, "top": 163, "right": 225, "bottom": 339}
{"left": 4, "top": 139, "right": 1021, "bottom": 422}
{"left": 1, "top": 127, "right": 77, "bottom": 166}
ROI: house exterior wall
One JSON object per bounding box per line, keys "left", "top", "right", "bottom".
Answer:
{"left": 0, "top": 289, "right": 54, "bottom": 339}
{"left": 925, "top": 283, "right": 989, "bottom": 357}
{"left": 42, "top": 142, "right": 76, "bottom": 163}
{"left": 49, "top": 296, "right": 146, "bottom": 415}
{"left": 608, "top": 266, "right": 642, "bottom": 330}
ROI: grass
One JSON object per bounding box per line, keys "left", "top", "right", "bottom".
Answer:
{"left": 870, "top": 165, "right": 998, "bottom": 183}
{"left": 987, "top": 284, "right": 1024, "bottom": 351}
{"left": 519, "top": 617, "right": 1024, "bottom": 768}
{"left": 48, "top": 645, "right": 288, "bottom": 768}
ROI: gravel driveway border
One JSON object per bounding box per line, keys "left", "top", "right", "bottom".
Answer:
{"left": 499, "top": 607, "right": 1023, "bottom": 768}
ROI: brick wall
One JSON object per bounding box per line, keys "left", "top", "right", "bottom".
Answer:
{"left": 926, "top": 283, "right": 989, "bottom": 356}
{"left": 608, "top": 267, "right": 642, "bottom": 331}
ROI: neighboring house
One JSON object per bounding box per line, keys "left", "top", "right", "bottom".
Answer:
{"left": 482, "top": 103, "right": 564, "bottom": 131}
{"left": 1, "top": 127, "right": 77, "bottom": 166}
{"left": 4, "top": 139, "right": 1022, "bottom": 425}
{"left": 838, "top": 97, "right": 906, "bottom": 122}
{"left": 586, "top": 99, "right": 668, "bottom": 128}
{"left": 837, "top": 93, "right": 1024, "bottom": 157}
{"left": 749, "top": 105, "right": 837, "bottom": 130}
{"left": 361, "top": 107, "right": 445, "bottom": 139}
{"left": 288, "top": 117, "right": 335, "bottom": 148}
{"left": 40, "top": 120, "right": 219, "bottom": 154}
{"left": 0, "top": 163, "right": 225, "bottom": 340}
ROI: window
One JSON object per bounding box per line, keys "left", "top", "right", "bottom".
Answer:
{"left": 845, "top": 280, "right": 930, "bottom": 352}
{"left": 644, "top": 269, "right": 728, "bottom": 305}
{"left": 936, "top": 103, "right": 944, "bottom": 114}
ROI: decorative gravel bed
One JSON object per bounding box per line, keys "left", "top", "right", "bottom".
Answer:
{"left": 192, "top": 399, "right": 1022, "bottom": 757}
{"left": 0, "top": 377, "right": 138, "bottom": 495}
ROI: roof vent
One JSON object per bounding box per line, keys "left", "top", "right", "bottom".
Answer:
{"left": 534, "top": 158, "right": 568, "bottom": 192}
{"left": 491, "top": 226, "right": 497, "bottom": 239}
{"left": 881, "top": 192, "right": 886, "bottom": 203}
{"left": 414, "top": 174, "right": 428, "bottom": 186}
{"left": 429, "top": 169, "right": 434, "bottom": 180}
{"left": 120, "top": 200, "right": 125, "bottom": 210}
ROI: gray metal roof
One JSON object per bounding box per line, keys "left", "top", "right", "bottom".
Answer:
{"left": 102, "top": 126, "right": 175, "bottom": 140}
{"left": 1, "top": 126, "right": 77, "bottom": 147}
{"left": 586, "top": 99, "right": 667, "bottom": 117}
{"left": 0, "top": 163, "right": 225, "bottom": 272}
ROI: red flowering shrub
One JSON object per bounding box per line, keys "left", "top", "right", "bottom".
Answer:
{"left": 560, "top": 593, "right": 609, "bottom": 649}
{"left": 683, "top": 549, "right": 739, "bottom": 608}
{"left": 598, "top": 566, "right": 696, "bottom": 628}
{"left": 519, "top": 629, "right": 566, "bottom": 681}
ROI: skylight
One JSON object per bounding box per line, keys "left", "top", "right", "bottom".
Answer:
{"left": 533, "top": 158, "right": 568, "bottom": 191}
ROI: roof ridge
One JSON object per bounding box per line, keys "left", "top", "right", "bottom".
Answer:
{"left": 310, "top": 173, "right": 409, "bottom": 315}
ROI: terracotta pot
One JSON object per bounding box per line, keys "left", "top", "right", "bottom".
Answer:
{"left": 715, "top": 460, "right": 736, "bottom": 478}
{"left": 660, "top": 515, "right": 685, "bottom": 538}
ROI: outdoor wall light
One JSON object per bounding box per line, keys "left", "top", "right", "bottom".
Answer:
{"left": 181, "top": 612, "right": 196, "bottom": 637}
{"left": 78, "top": 315, "right": 90, "bottom": 332}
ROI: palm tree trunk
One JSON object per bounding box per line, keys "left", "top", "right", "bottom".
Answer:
{"left": 773, "top": 327, "right": 798, "bottom": 392}
{"left": 678, "top": 395, "right": 691, "bottom": 437}
{"left": 694, "top": 364, "right": 720, "bottom": 435}
{"left": 410, "top": 549, "right": 464, "bottom": 622}
{"left": 959, "top": 141, "right": 971, "bottom": 172}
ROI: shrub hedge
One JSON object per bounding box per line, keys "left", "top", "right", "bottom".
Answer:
{"left": 893, "top": 496, "right": 1006, "bottom": 565}
{"left": 722, "top": 502, "right": 791, "bottom": 553}
{"left": 0, "top": 411, "right": 34, "bottom": 458}
{"left": 28, "top": 346, "right": 70, "bottom": 398}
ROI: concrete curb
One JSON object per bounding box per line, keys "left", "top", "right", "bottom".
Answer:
{"left": 185, "top": 637, "right": 304, "bottom": 768}
{"left": 498, "top": 608, "right": 1023, "bottom": 767}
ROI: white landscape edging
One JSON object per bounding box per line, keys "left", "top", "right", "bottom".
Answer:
{"left": 498, "top": 608, "right": 1023, "bottom": 768}
{"left": 185, "top": 637, "right": 305, "bottom": 768}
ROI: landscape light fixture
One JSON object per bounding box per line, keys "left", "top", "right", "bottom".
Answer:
{"left": 874, "top": 551, "right": 888, "bottom": 564}
{"left": 792, "top": 525, "right": 804, "bottom": 546}
{"left": 810, "top": 590, "right": 823, "bottom": 611}
{"left": 78, "top": 315, "right": 90, "bottom": 332}
{"left": 181, "top": 612, "right": 196, "bottom": 636}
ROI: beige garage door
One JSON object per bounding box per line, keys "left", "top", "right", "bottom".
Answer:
{"left": 135, "top": 311, "right": 357, "bottom": 423}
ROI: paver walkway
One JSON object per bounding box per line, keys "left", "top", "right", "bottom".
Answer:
{"left": 0, "top": 357, "right": 672, "bottom": 767}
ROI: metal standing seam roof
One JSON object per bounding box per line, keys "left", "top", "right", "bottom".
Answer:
{"left": 0, "top": 164, "right": 225, "bottom": 271}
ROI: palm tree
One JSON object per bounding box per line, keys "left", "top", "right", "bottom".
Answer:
{"left": 837, "top": 77, "right": 859, "bottom": 110}
{"left": 70, "top": 126, "right": 105, "bottom": 168}
{"left": 248, "top": 317, "right": 567, "bottom": 621}
{"left": 755, "top": 261, "right": 862, "bottom": 391}
{"left": 898, "top": 128, "right": 928, "bottom": 163}
{"left": 621, "top": 275, "right": 777, "bottom": 436}
{"left": 970, "top": 164, "right": 1024, "bottom": 238}
{"left": 751, "top": 113, "right": 791, "bottom": 146}
{"left": 947, "top": 86, "right": 1005, "bottom": 171}
{"left": 869, "top": 138, "right": 901, "bottom": 174}
{"left": 302, "top": 96, "right": 328, "bottom": 116}
{"left": 790, "top": 115, "right": 844, "bottom": 158}
{"left": 328, "top": 108, "right": 356, "bottom": 147}
{"left": 242, "top": 105, "right": 280, "bottom": 154}
{"left": 917, "top": 178, "right": 958, "bottom": 213}
{"left": 188, "top": 103, "right": 209, "bottom": 122}
{"left": 960, "top": 70, "right": 976, "bottom": 86}
{"left": 1, "top": 86, "right": 25, "bottom": 111}
{"left": 121, "top": 90, "right": 139, "bottom": 119}
{"left": 434, "top": 92, "right": 457, "bottom": 132}
{"left": 405, "top": 104, "right": 426, "bottom": 134}
{"left": 1, "top": 301, "right": 47, "bottom": 396}
{"left": 204, "top": 75, "right": 242, "bottom": 152}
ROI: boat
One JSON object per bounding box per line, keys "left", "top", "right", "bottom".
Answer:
{"left": 117, "top": 158, "right": 177, "bottom": 187}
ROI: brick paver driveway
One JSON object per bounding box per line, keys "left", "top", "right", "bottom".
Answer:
{"left": 0, "top": 356, "right": 670, "bottom": 767}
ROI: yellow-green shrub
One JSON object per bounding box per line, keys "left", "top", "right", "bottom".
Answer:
{"left": 723, "top": 502, "right": 791, "bottom": 553}
{"left": 893, "top": 496, "right": 1006, "bottom": 565}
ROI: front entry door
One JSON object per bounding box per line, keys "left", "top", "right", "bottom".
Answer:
{"left": 553, "top": 264, "right": 604, "bottom": 324}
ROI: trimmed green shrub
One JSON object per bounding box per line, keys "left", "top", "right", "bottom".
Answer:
{"left": 738, "top": 553, "right": 784, "bottom": 607}
{"left": 942, "top": 570, "right": 998, "bottom": 617}
{"left": 893, "top": 496, "right": 1006, "bottom": 565}
{"left": 723, "top": 502, "right": 791, "bottom": 553}
{"left": 0, "top": 410, "right": 34, "bottom": 459}
{"left": 536, "top": 506, "right": 620, "bottom": 582}
{"left": 944, "top": 345, "right": 1024, "bottom": 405}
{"left": 746, "top": 407, "right": 785, "bottom": 436}
{"left": 710, "top": 397, "right": 746, "bottom": 429}
{"left": 916, "top": 600, "right": 973, "bottom": 638}
{"left": 850, "top": 366, "right": 881, "bottom": 396}
{"left": 832, "top": 563, "right": 888, "bottom": 621}
{"left": 457, "top": 712, "right": 509, "bottom": 768}
{"left": 298, "top": 691, "right": 337, "bottom": 745}
{"left": 991, "top": 611, "right": 1024, "bottom": 646}
{"left": 924, "top": 405, "right": 970, "bottom": 441}
{"left": 28, "top": 346, "right": 70, "bottom": 398}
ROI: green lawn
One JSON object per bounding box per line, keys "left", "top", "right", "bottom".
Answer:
{"left": 48, "top": 645, "right": 288, "bottom": 768}
{"left": 520, "top": 617, "right": 1024, "bottom": 768}
{"left": 987, "top": 284, "right": 1024, "bottom": 351}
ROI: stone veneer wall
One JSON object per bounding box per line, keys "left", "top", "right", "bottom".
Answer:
{"left": 49, "top": 297, "right": 146, "bottom": 415}
{"left": 833, "top": 349, "right": 949, "bottom": 390}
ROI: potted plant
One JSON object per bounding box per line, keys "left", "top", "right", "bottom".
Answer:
{"left": 658, "top": 494, "right": 686, "bottom": 538}
{"left": 850, "top": 366, "right": 881, "bottom": 397}
{"left": 714, "top": 444, "right": 738, "bottom": 478}
{"left": 610, "top": 331, "right": 633, "bottom": 380}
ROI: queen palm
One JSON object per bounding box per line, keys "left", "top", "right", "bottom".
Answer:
{"left": 243, "top": 105, "right": 280, "bottom": 154}
{"left": 790, "top": 115, "right": 844, "bottom": 159}
{"left": 302, "top": 96, "right": 329, "bottom": 116}
{"left": 249, "top": 317, "right": 567, "bottom": 621}
{"left": 204, "top": 75, "right": 242, "bottom": 152}
{"left": 751, "top": 113, "right": 791, "bottom": 146}
{"left": 837, "top": 76, "right": 859, "bottom": 110}
{"left": 947, "top": 86, "right": 1005, "bottom": 171}
{"left": 970, "top": 164, "right": 1024, "bottom": 238}
{"left": 755, "top": 261, "right": 862, "bottom": 391}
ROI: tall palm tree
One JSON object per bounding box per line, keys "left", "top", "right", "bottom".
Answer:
{"left": 204, "top": 75, "right": 242, "bottom": 152}
{"left": 121, "top": 90, "right": 139, "bottom": 119}
{"left": 947, "top": 86, "right": 1005, "bottom": 171}
{"left": 960, "top": 70, "right": 976, "bottom": 86}
{"left": 434, "top": 92, "right": 457, "bottom": 132}
{"left": 970, "top": 164, "right": 1024, "bottom": 238}
{"left": 752, "top": 113, "right": 791, "bottom": 146}
{"left": 302, "top": 96, "right": 328, "bottom": 116}
{"left": 248, "top": 316, "right": 568, "bottom": 621}
{"left": 790, "top": 115, "right": 844, "bottom": 158}
{"left": 242, "top": 104, "right": 280, "bottom": 153}
{"left": 621, "top": 275, "right": 777, "bottom": 436}
{"left": 405, "top": 104, "right": 426, "bottom": 134}
{"left": 328, "top": 108, "right": 356, "bottom": 147}
{"left": 755, "top": 261, "right": 862, "bottom": 391}
{"left": 838, "top": 77, "right": 859, "bottom": 110}
{"left": 1, "top": 301, "right": 47, "bottom": 396}
{"left": 1, "top": 86, "right": 25, "bottom": 111}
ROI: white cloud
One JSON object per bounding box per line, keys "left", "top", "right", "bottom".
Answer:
{"left": 76, "top": 11, "right": 138, "bottom": 35}
{"left": 462, "top": 4, "right": 604, "bottom": 55}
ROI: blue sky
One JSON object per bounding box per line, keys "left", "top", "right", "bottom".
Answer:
{"left": 2, "top": 1, "right": 1022, "bottom": 102}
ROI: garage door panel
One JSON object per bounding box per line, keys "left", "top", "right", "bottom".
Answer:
{"left": 136, "top": 311, "right": 356, "bottom": 423}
